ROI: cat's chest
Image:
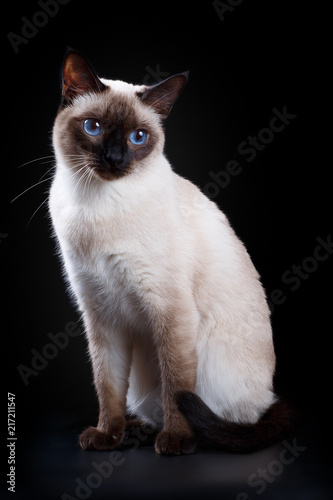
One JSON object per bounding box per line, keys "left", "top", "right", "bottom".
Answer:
{"left": 50, "top": 180, "right": 184, "bottom": 323}
{"left": 61, "top": 223, "right": 151, "bottom": 328}
{"left": 52, "top": 195, "right": 132, "bottom": 256}
{"left": 58, "top": 206, "right": 164, "bottom": 298}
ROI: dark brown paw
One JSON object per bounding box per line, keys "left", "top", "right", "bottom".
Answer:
{"left": 155, "top": 429, "right": 197, "bottom": 455}
{"left": 79, "top": 425, "right": 124, "bottom": 451}
{"left": 122, "top": 419, "right": 157, "bottom": 447}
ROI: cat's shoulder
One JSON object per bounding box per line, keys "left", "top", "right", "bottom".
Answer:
{"left": 172, "top": 172, "right": 228, "bottom": 225}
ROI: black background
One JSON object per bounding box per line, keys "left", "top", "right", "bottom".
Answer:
{"left": 2, "top": 1, "right": 331, "bottom": 499}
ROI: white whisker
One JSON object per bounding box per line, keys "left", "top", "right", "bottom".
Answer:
{"left": 39, "top": 166, "right": 55, "bottom": 182}
{"left": 81, "top": 169, "right": 92, "bottom": 198}
{"left": 25, "top": 196, "right": 49, "bottom": 230}
{"left": 73, "top": 166, "right": 91, "bottom": 193}
{"left": 11, "top": 176, "right": 53, "bottom": 203}
{"left": 68, "top": 164, "right": 90, "bottom": 183}
{"left": 18, "top": 156, "right": 55, "bottom": 168}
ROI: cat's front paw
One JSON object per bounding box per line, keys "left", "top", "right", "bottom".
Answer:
{"left": 80, "top": 425, "right": 124, "bottom": 451}
{"left": 155, "top": 429, "right": 196, "bottom": 455}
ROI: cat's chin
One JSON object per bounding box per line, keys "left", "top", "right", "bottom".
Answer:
{"left": 92, "top": 165, "right": 131, "bottom": 182}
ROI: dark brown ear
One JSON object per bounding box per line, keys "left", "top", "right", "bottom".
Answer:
{"left": 61, "top": 50, "right": 106, "bottom": 104}
{"left": 139, "top": 72, "right": 189, "bottom": 119}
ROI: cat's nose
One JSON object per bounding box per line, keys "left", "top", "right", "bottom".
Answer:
{"left": 102, "top": 147, "right": 123, "bottom": 167}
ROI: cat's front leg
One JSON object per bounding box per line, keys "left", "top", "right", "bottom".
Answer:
{"left": 79, "top": 323, "right": 131, "bottom": 451}
{"left": 154, "top": 306, "right": 198, "bottom": 455}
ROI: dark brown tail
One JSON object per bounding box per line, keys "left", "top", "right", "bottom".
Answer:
{"left": 176, "top": 391, "right": 299, "bottom": 453}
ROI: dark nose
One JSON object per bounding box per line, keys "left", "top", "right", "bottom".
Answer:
{"left": 103, "top": 146, "right": 123, "bottom": 166}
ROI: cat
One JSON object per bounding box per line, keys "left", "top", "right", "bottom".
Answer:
{"left": 49, "top": 50, "right": 297, "bottom": 455}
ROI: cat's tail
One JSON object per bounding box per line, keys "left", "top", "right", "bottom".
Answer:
{"left": 176, "top": 391, "right": 299, "bottom": 453}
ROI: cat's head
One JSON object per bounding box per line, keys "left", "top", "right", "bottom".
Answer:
{"left": 53, "top": 50, "right": 188, "bottom": 182}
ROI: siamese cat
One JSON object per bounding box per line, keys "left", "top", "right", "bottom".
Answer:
{"left": 49, "top": 50, "right": 296, "bottom": 455}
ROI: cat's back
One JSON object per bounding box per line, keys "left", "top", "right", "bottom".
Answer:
{"left": 172, "top": 172, "right": 248, "bottom": 262}
{"left": 172, "top": 171, "right": 263, "bottom": 307}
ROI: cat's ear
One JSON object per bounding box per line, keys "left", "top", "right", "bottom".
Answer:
{"left": 139, "top": 72, "right": 189, "bottom": 119}
{"left": 61, "top": 50, "right": 106, "bottom": 104}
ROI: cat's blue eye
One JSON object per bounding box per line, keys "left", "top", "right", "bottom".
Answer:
{"left": 83, "top": 119, "right": 103, "bottom": 136}
{"left": 129, "top": 130, "right": 148, "bottom": 145}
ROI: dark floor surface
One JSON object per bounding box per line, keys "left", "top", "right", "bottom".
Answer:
{"left": 2, "top": 410, "right": 330, "bottom": 500}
